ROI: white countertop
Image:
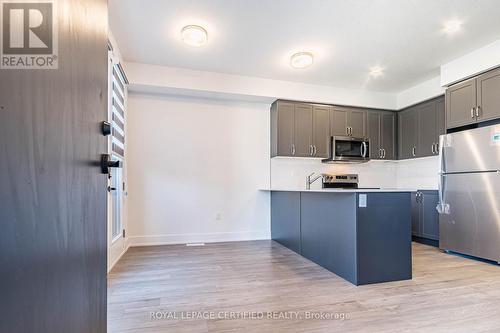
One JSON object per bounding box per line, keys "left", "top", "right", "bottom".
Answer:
{"left": 260, "top": 188, "right": 419, "bottom": 193}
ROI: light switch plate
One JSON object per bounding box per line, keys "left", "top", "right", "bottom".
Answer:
{"left": 358, "top": 194, "right": 367, "bottom": 208}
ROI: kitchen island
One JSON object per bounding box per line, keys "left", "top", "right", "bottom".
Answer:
{"left": 265, "top": 189, "right": 414, "bottom": 285}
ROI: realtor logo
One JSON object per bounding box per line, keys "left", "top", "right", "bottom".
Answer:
{"left": 1, "top": 0, "right": 58, "bottom": 69}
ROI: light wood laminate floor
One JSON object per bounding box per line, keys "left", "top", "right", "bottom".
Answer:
{"left": 108, "top": 241, "right": 500, "bottom": 333}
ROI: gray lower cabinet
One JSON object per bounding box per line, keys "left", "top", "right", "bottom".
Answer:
{"left": 399, "top": 96, "right": 445, "bottom": 159}
{"left": 411, "top": 190, "right": 439, "bottom": 243}
{"left": 367, "top": 111, "right": 396, "bottom": 160}
{"left": 270, "top": 192, "right": 301, "bottom": 253}
{"left": 446, "top": 66, "right": 500, "bottom": 129}
{"left": 300, "top": 192, "right": 357, "bottom": 283}
{"left": 271, "top": 191, "right": 412, "bottom": 285}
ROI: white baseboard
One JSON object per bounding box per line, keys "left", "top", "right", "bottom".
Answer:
{"left": 128, "top": 230, "right": 271, "bottom": 247}
{"left": 107, "top": 240, "right": 130, "bottom": 273}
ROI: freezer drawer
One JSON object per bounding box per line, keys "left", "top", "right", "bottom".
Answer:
{"left": 440, "top": 124, "right": 500, "bottom": 173}
{"left": 439, "top": 172, "right": 500, "bottom": 262}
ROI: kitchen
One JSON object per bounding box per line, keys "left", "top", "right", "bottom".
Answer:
{"left": 109, "top": 1, "right": 500, "bottom": 330}
{"left": 2, "top": 1, "right": 500, "bottom": 332}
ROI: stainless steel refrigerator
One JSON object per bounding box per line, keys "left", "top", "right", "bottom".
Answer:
{"left": 437, "top": 124, "right": 500, "bottom": 263}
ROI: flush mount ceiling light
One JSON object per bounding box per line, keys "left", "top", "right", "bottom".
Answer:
{"left": 290, "top": 52, "right": 314, "bottom": 69}
{"left": 443, "top": 19, "right": 463, "bottom": 34}
{"left": 181, "top": 25, "right": 208, "bottom": 47}
{"left": 369, "top": 66, "right": 384, "bottom": 77}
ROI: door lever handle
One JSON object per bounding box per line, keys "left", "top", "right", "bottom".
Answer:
{"left": 101, "top": 154, "right": 122, "bottom": 175}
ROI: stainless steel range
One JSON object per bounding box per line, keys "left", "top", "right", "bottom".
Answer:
{"left": 322, "top": 174, "right": 359, "bottom": 189}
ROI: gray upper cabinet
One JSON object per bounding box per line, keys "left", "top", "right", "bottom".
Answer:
{"left": 437, "top": 98, "right": 445, "bottom": 139}
{"left": 367, "top": 111, "right": 396, "bottom": 160}
{"left": 272, "top": 100, "right": 382, "bottom": 159}
{"left": 398, "top": 107, "right": 418, "bottom": 159}
{"left": 271, "top": 101, "right": 295, "bottom": 157}
{"left": 446, "top": 66, "right": 500, "bottom": 129}
{"left": 271, "top": 101, "right": 330, "bottom": 158}
{"left": 399, "top": 96, "right": 444, "bottom": 160}
{"left": 446, "top": 78, "right": 477, "bottom": 129}
{"left": 330, "top": 107, "right": 366, "bottom": 137}
{"left": 330, "top": 108, "right": 349, "bottom": 136}
{"left": 417, "top": 101, "right": 438, "bottom": 157}
{"left": 349, "top": 110, "right": 367, "bottom": 137}
{"left": 312, "top": 105, "right": 331, "bottom": 158}
{"left": 294, "top": 104, "right": 313, "bottom": 157}
{"left": 476, "top": 67, "right": 500, "bottom": 122}
{"left": 381, "top": 113, "right": 396, "bottom": 160}
{"left": 367, "top": 112, "right": 381, "bottom": 159}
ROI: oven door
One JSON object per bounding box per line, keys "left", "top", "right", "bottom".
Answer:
{"left": 332, "top": 136, "right": 370, "bottom": 162}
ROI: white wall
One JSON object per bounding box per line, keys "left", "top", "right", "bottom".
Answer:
{"left": 397, "top": 76, "right": 445, "bottom": 109}
{"left": 126, "top": 93, "right": 271, "bottom": 246}
{"left": 124, "top": 62, "right": 398, "bottom": 110}
{"left": 441, "top": 38, "right": 500, "bottom": 86}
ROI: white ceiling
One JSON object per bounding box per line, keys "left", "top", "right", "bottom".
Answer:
{"left": 109, "top": 0, "right": 500, "bottom": 93}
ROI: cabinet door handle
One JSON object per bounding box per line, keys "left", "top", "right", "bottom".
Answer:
{"left": 291, "top": 144, "right": 296, "bottom": 156}
{"left": 383, "top": 148, "right": 386, "bottom": 159}
{"left": 313, "top": 145, "right": 317, "bottom": 156}
{"left": 431, "top": 143, "right": 435, "bottom": 154}
{"left": 476, "top": 105, "right": 480, "bottom": 118}
{"left": 435, "top": 142, "right": 439, "bottom": 154}
{"left": 412, "top": 146, "right": 416, "bottom": 157}
{"left": 309, "top": 145, "right": 313, "bottom": 156}
{"left": 471, "top": 107, "right": 475, "bottom": 119}
{"left": 379, "top": 148, "right": 382, "bottom": 158}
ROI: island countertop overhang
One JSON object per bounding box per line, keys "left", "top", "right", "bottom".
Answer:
{"left": 261, "top": 188, "right": 418, "bottom": 193}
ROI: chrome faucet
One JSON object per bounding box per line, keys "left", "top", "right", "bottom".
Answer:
{"left": 306, "top": 172, "right": 323, "bottom": 190}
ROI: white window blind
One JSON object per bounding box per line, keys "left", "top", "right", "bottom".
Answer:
{"left": 111, "top": 63, "right": 127, "bottom": 158}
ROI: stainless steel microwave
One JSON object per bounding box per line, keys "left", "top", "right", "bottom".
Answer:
{"left": 322, "top": 136, "right": 370, "bottom": 163}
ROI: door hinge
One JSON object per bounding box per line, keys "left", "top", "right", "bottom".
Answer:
{"left": 122, "top": 229, "right": 126, "bottom": 238}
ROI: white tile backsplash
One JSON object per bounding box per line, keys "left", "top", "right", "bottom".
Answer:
{"left": 396, "top": 156, "right": 439, "bottom": 190}
{"left": 270, "top": 156, "right": 439, "bottom": 190}
{"left": 271, "top": 157, "right": 398, "bottom": 190}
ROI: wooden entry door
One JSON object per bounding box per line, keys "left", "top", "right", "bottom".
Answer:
{"left": 0, "top": 0, "right": 108, "bottom": 332}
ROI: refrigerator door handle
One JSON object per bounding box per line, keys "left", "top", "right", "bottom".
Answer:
{"left": 436, "top": 135, "right": 450, "bottom": 215}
